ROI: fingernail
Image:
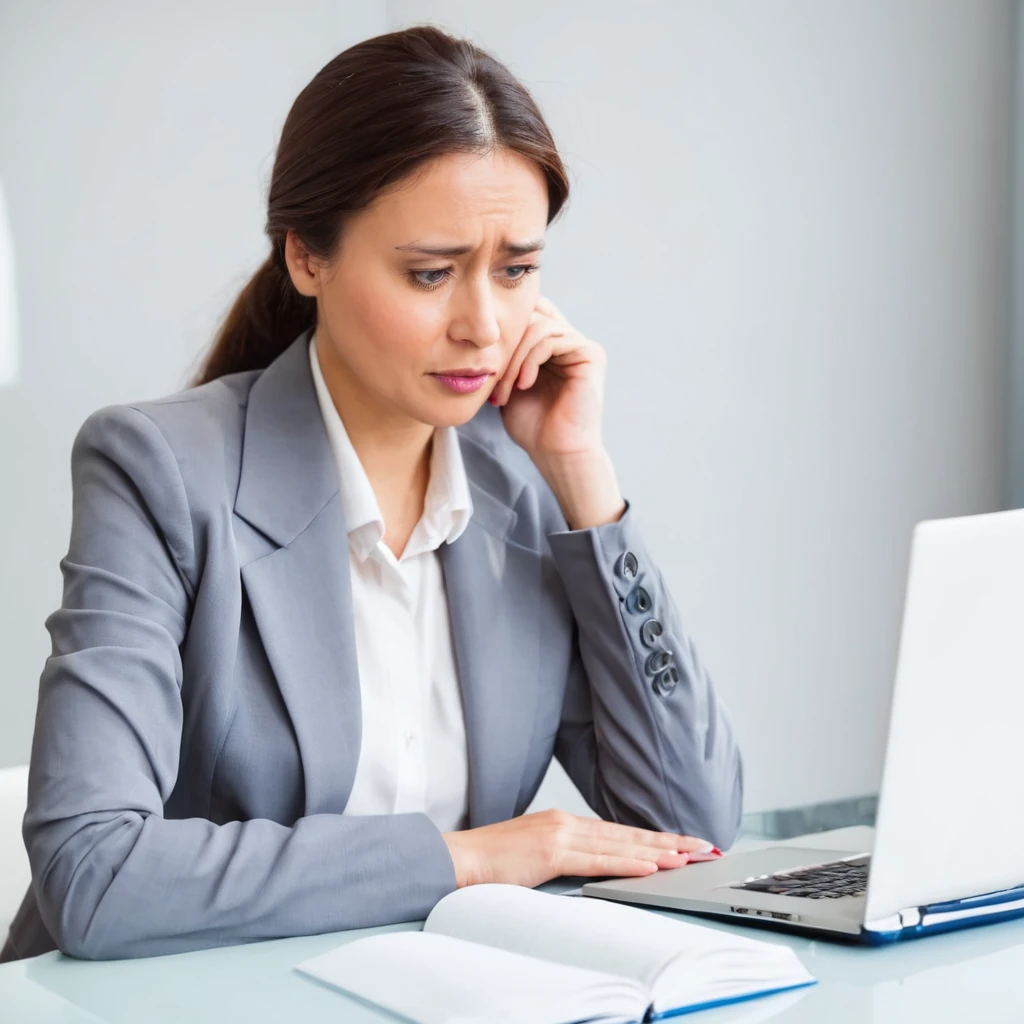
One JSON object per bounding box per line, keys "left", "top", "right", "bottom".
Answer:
{"left": 679, "top": 842, "right": 715, "bottom": 855}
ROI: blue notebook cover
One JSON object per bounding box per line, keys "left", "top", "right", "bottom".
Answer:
{"left": 648, "top": 979, "right": 818, "bottom": 1019}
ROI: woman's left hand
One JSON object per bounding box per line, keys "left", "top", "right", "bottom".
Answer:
{"left": 489, "top": 295, "right": 626, "bottom": 530}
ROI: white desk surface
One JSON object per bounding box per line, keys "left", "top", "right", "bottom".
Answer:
{"left": 2, "top": 826, "right": 1023, "bottom": 1023}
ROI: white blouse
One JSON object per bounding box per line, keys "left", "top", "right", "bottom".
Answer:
{"left": 308, "top": 338, "right": 472, "bottom": 833}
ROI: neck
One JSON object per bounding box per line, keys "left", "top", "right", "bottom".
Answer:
{"left": 313, "top": 331, "right": 435, "bottom": 531}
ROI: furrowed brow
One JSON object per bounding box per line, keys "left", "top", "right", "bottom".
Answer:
{"left": 394, "top": 238, "right": 545, "bottom": 257}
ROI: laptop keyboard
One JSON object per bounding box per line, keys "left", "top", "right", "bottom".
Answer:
{"left": 730, "top": 855, "right": 870, "bottom": 899}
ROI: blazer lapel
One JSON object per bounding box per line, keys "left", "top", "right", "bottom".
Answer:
{"left": 441, "top": 436, "right": 545, "bottom": 827}
{"left": 235, "top": 330, "right": 362, "bottom": 817}
{"left": 233, "top": 332, "right": 545, "bottom": 828}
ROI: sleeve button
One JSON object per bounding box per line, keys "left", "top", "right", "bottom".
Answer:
{"left": 653, "top": 666, "right": 680, "bottom": 696}
{"left": 625, "top": 583, "right": 652, "bottom": 614}
{"left": 617, "top": 551, "right": 639, "bottom": 580}
{"left": 640, "top": 618, "right": 663, "bottom": 647}
{"left": 645, "top": 649, "right": 674, "bottom": 675}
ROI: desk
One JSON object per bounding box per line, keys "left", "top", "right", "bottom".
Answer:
{"left": 2, "top": 827, "right": 1023, "bottom": 1023}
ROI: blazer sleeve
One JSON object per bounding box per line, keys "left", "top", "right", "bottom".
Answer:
{"left": 23, "top": 405, "right": 457, "bottom": 961}
{"left": 547, "top": 503, "right": 744, "bottom": 850}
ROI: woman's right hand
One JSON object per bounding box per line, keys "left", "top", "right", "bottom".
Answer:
{"left": 441, "top": 809, "right": 716, "bottom": 889}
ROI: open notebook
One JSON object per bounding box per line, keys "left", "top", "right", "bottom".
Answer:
{"left": 295, "top": 883, "right": 815, "bottom": 1023}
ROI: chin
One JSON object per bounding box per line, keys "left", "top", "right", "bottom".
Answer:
{"left": 430, "top": 403, "right": 490, "bottom": 429}
{"left": 414, "top": 394, "right": 491, "bottom": 429}
{"left": 406, "top": 376, "right": 493, "bottom": 427}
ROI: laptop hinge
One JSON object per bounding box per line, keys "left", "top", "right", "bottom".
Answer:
{"left": 862, "top": 913, "right": 903, "bottom": 934}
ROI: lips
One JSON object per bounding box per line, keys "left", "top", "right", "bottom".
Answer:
{"left": 429, "top": 370, "right": 494, "bottom": 395}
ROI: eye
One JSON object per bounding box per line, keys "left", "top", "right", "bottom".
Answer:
{"left": 406, "top": 263, "right": 542, "bottom": 293}
{"left": 408, "top": 268, "right": 452, "bottom": 291}
{"left": 500, "top": 264, "right": 541, "bottom": 287}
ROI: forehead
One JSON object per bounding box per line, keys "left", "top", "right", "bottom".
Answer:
{"left": 364, "top": 149, "right": 549, "bottom": 239}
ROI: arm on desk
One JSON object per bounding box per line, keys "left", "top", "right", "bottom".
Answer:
{"left": 23, "top": 406, "right": 456, "bottom": 960}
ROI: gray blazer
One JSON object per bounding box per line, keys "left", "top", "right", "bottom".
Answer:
{"left": 2, "top": 328, "right": 742, "bottom": 963}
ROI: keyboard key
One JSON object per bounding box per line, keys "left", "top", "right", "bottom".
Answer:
{"left": 732, "top": 857, "right": 870, "bottom": 899}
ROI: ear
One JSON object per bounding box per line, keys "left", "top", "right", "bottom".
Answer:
{"left": 283, "top": 229, "right": 321, "bottom": 299}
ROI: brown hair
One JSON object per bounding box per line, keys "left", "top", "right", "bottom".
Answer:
{"left": 189, "top": 24, "right": 570, "bottom": 387}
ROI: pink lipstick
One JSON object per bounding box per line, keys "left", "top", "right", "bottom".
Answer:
{"left": 429, "top": 371, "right": 493, "bottom": 394}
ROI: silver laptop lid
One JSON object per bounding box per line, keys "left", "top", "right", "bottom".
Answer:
{"left": 865, "top": 508, "right": 1024, "bottom": 923}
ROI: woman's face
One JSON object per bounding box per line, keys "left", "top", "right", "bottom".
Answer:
{"left": 287, "top": 147, "right": 549, "bottom": 428}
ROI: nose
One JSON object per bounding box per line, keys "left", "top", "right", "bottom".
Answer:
{"left": 448, "top": 273, "right": 502, "bottom": 350}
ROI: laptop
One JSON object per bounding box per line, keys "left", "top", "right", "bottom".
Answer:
{"left": 582, "top": 507, "right": 1024, "bottom": 943}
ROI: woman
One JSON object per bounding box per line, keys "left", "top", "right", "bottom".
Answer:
{"left": 2, "top": 24, "right": 742, "bottom": 963}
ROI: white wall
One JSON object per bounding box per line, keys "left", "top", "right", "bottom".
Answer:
{"left": 389, "top": 0, "right": 1015, "bottom": 812}
{"left": 0, "top": 2, "right": 1016, "bottom": 820}
{"left": 0, "top": 0, "right": 385, "bottom": 767}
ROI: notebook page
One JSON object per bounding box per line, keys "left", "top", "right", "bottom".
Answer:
{"left": 424, "top": 883, "right": 812, "bottom": 1011}
{"left": 650, "top": 939, "right": 814, "bottom": 1013}
{"left": 425, "top": 884, "right": 735, "bottom": 986}
{"left": 295, "top": 930, "right": 648, "bottom": 1024}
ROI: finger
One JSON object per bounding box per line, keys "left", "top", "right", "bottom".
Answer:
{"left": 494, "top": 321, "right": 551, "bottom": 404}
{"left": 515, "top": 337, "right": 556, "bottom": 391}
{"left": 517, "top": 356, "right": 540, "bottom": 392}
{"left": 652, "top": 851, "right": 690, "bottom": 868}
{"left": 674, "top": 835, "right": 717, "bottom": 853}
{"left": 521, "top": 332, "right": 597, "bottom": 386}
{"left": 556, "top": 852, "right": 661, "bottom": 878}
{"left": 597, "top": 845, "right": 690, "bottom": 870}
{"left": 578, "top": 818, "right": 683, "bottom": 848}
{"left": 582, "top": 819, "right": 714, "bottom": 854}
{"left": 570, "top": 834, "right": 691, "bottom": 867}
{"left": 500, "top": 325, "right": 580, "bottom": 402}
{"left": 492, "top": 334, "right": 534, "bottom": 405}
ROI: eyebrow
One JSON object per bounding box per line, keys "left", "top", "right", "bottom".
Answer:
{"left": 394, "top": 238, "right": 546, "bottom": 257}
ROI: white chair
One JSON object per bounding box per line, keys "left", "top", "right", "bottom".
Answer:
{"left": 0, "top": 764, "right": 30, "bottom": 939}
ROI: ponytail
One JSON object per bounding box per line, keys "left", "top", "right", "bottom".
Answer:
{"left": 188, "top": 244, "right": 315, "bottom": 388}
